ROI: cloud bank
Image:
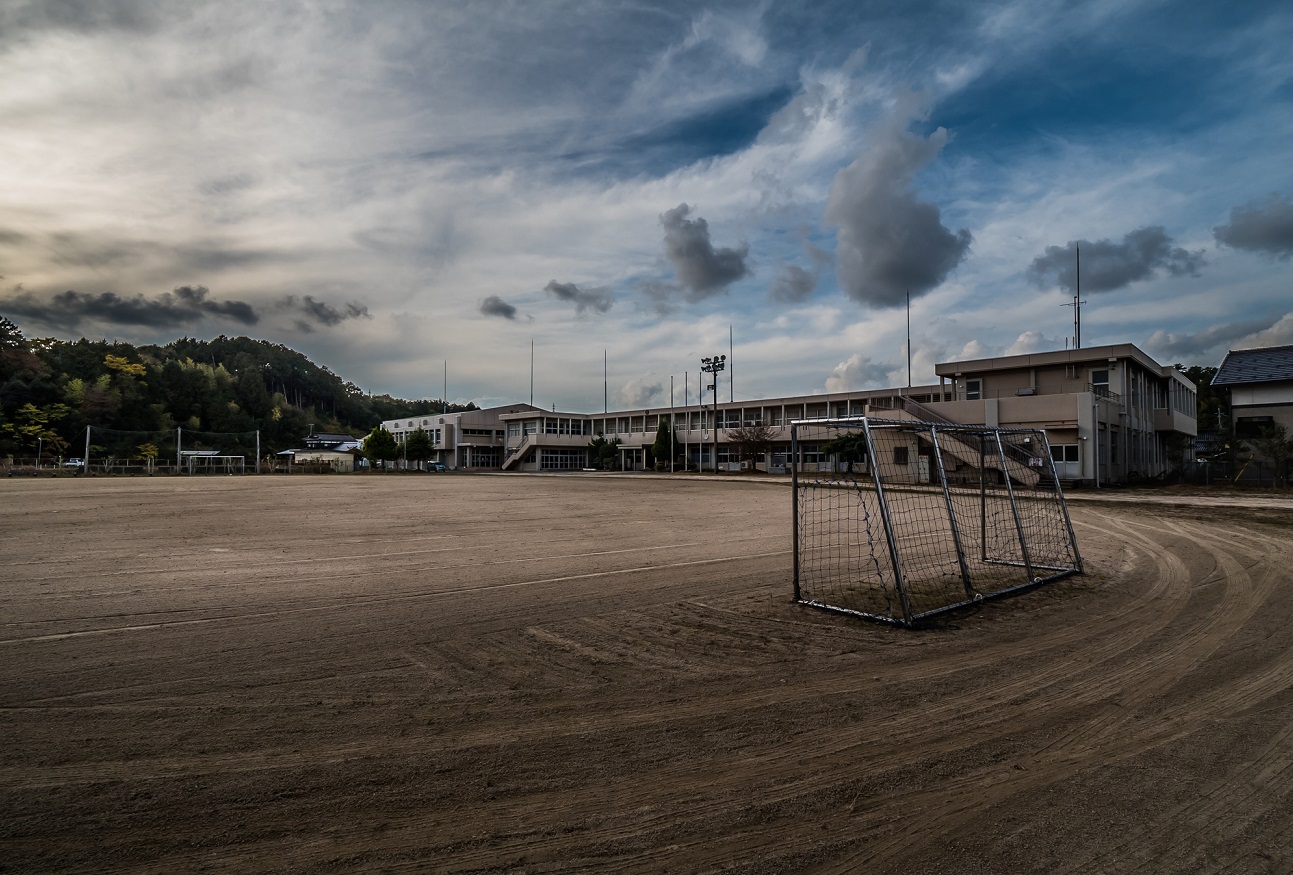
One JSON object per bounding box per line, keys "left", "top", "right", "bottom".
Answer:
{"left": 658, "top": 203, "right": 750, "bottom": 301}
{"left": 543, "top": 280, "right": 614, "bottom": 315}
{"left": 479, "top": 295, "right": 518, "bottom": 320}
{"left": 1214, "top": 193, "right": 1293, "bottom": 260}
{"left": 1028, "top": 227, "right": 1205, "bottom": 294}
{"left": 825, "top": 125, "right": 972, "bottom": 308}
{"left": 0, "top": 285, "right": 372, "bottom": 333}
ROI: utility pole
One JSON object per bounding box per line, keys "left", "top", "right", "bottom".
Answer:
{"left": 701, "top": 354, "right": 726, "bottom": 472}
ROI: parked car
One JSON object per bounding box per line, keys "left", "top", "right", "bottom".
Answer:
{"left": 63, "top": 458, "right": 84, "bottom": 468}
{"left": 428, "top": 462, "right": 447, "bottom": 472}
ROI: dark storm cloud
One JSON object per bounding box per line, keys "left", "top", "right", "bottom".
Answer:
{"left": 1144, "top": 317, "right": 1276, "bottom": 359}
{"left": 659, "top": 203, "right": 750, "bottom": 301}
{"left": 0, "top": 284, "right": 373, "bottom": 333}
{"left": 824, "top": 126, "right": 972, "bottom": 308}
{"left": 276, "top": 295, "right": 371, "bottom": 332}
{"left": 479, "top": 295, "right": 518, "bottom": 320}
{"left": 1028, "top": 227, "right": 1205, "bottom": 294}
{"left": 543, "top": 280, "right": 614, "bottom": 315}
{"left": 1213, "top": 193, "right": 1293, "bottom": 260}
{"left": 0, "top": 285, "right": 259, "bottom": 331}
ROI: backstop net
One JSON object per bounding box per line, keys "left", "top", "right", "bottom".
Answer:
{"left": 792, "top": 417, "right": 1083, "bottom": 627}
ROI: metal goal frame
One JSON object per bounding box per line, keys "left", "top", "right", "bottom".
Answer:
{"left": 791, "top": 416, "right": 1083, "bottom": 628}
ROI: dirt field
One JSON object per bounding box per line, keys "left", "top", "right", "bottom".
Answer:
{"left": 3, "top": 474, "right": 1293, "bottom": 874}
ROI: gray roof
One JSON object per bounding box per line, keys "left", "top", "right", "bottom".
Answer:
{"left": 1213, "top": 345, "right": 1293, "bottom": 386}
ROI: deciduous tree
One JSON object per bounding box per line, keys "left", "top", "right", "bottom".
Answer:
{"left": 727, "top": 424, "right": 776, "bottom": 465}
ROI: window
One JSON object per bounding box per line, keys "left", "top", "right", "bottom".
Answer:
{"left": 1236, "top": 416, "right": 1274, "bottom": 438}
{"left": 540, "top": 448, "right": 586, "bottom": 470}
{"left": 523, "top": 421, "right": 538, "bottom": 436}
{"left": 965, "top": 379, "right": 982, "bottom": 401}
{"left": 508, "top": 423, "right": 521, "bottom": 438}
{"left": 799, "top": 444, "right": 823, "bottom": 464}
{"left": 1051, "top": 444, "right": 1080, "bottom": 463}
{"left": 1092, "top": 369, "right": 1110, "bottom": 397}
{"left": 893, "top": 446, "right": 909, "bottom": 466}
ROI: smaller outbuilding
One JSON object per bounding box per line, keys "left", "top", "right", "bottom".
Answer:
{"left": 1213, "top": 344, "right": 1293, "bottom": 437}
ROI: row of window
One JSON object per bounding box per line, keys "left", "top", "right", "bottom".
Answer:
{"left": 394, "top": 428, "right": 442, "bottom": 444}
{"left": 539, "top": 448, "right": 586, "bottom": 470}
{"left": 506, "top": 398, "right": 925, "bottom": 439}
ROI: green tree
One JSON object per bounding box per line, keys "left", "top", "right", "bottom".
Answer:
{"left": 588, "top": 434, "right": 621, "bottom": 470}
{"left": 651, "top": 417, "right": 675, "bottom": 469}
{"left": 363, "top": 425, "right": 399, "bottom": 471}
{"left": 404, "top": 427, "right": 434, "bottom": 469}
{"left": 820, "top": 432, "right": 869, "bottom": 473}
{"left": 1247, "top": 424, "right": 1293, "bottom": 488}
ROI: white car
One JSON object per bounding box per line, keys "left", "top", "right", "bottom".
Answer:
{"left": 63, "top": 458, "right": 84, "bottom": 468}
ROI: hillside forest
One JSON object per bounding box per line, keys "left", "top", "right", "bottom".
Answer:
{"left": 0, "top": 315, "right": 475, "bottom": 459}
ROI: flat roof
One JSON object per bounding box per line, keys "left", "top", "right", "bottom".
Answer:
{"left": 933, "top": 343, "right": 1174, "bottom": 378}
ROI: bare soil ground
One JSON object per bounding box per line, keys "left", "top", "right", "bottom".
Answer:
{"left": 2, "top": 474, "right": 1293, "bottom": 874}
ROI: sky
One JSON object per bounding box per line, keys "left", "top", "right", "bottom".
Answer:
{"left": 2, "top": 0, "right": 1291, "bottom": 412}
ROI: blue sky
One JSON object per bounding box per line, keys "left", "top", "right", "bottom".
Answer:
{"left": 2, "top": 0, "right": 1291, "bottom": 410}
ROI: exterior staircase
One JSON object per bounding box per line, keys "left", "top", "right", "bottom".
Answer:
{"left": 500, "top": 435, "right": 532, "bottom": 471}
{"left": 882, "top": 398, "right": 1043, "bottom": 489}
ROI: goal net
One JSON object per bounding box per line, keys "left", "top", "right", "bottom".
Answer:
{"left": 83, "top": 427, "right": 259, "bottom": 475}
{"left": 792, "top": 417, "right": 1083, "bottom": 627}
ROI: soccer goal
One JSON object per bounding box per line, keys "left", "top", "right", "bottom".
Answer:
{"left": 792, "top": 416, "right": 1083, "bottom": 627}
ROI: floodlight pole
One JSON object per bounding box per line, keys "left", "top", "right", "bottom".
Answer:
{"left": 176, "top": 427, "right": 182, "bottom": 476}
{"left": 83, "top": 426, "right": 90, "bottom": 476}
{"left": 701, "top": 354, "right": 726, "bottom": 472}
{"left": 255, "top": 430, "right": 260, "bottom": 474}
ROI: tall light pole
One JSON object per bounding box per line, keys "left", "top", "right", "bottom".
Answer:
{"left": 701, "top": 354, "right": 726, "bottom": 472}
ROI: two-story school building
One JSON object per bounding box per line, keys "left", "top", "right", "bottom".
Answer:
{"left": 381, "top": 344, "right": 1197, "bottom": 486}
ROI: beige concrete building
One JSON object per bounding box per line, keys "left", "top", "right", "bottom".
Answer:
{"left": 382, "top": 404, "right": 542, "bottom": 470}
{"left": 929, "top": 343, "right": 1197, "bottom": 485}
{"left": 384, "top": 344, "right": 1196, "bottom": 486}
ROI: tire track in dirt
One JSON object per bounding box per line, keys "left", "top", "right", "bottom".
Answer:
{"left": 365, "top": 512, "right": 1293, "bottom": 874}
{"left": 5, "top": 481, "right": 1293, "bottom": 874}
